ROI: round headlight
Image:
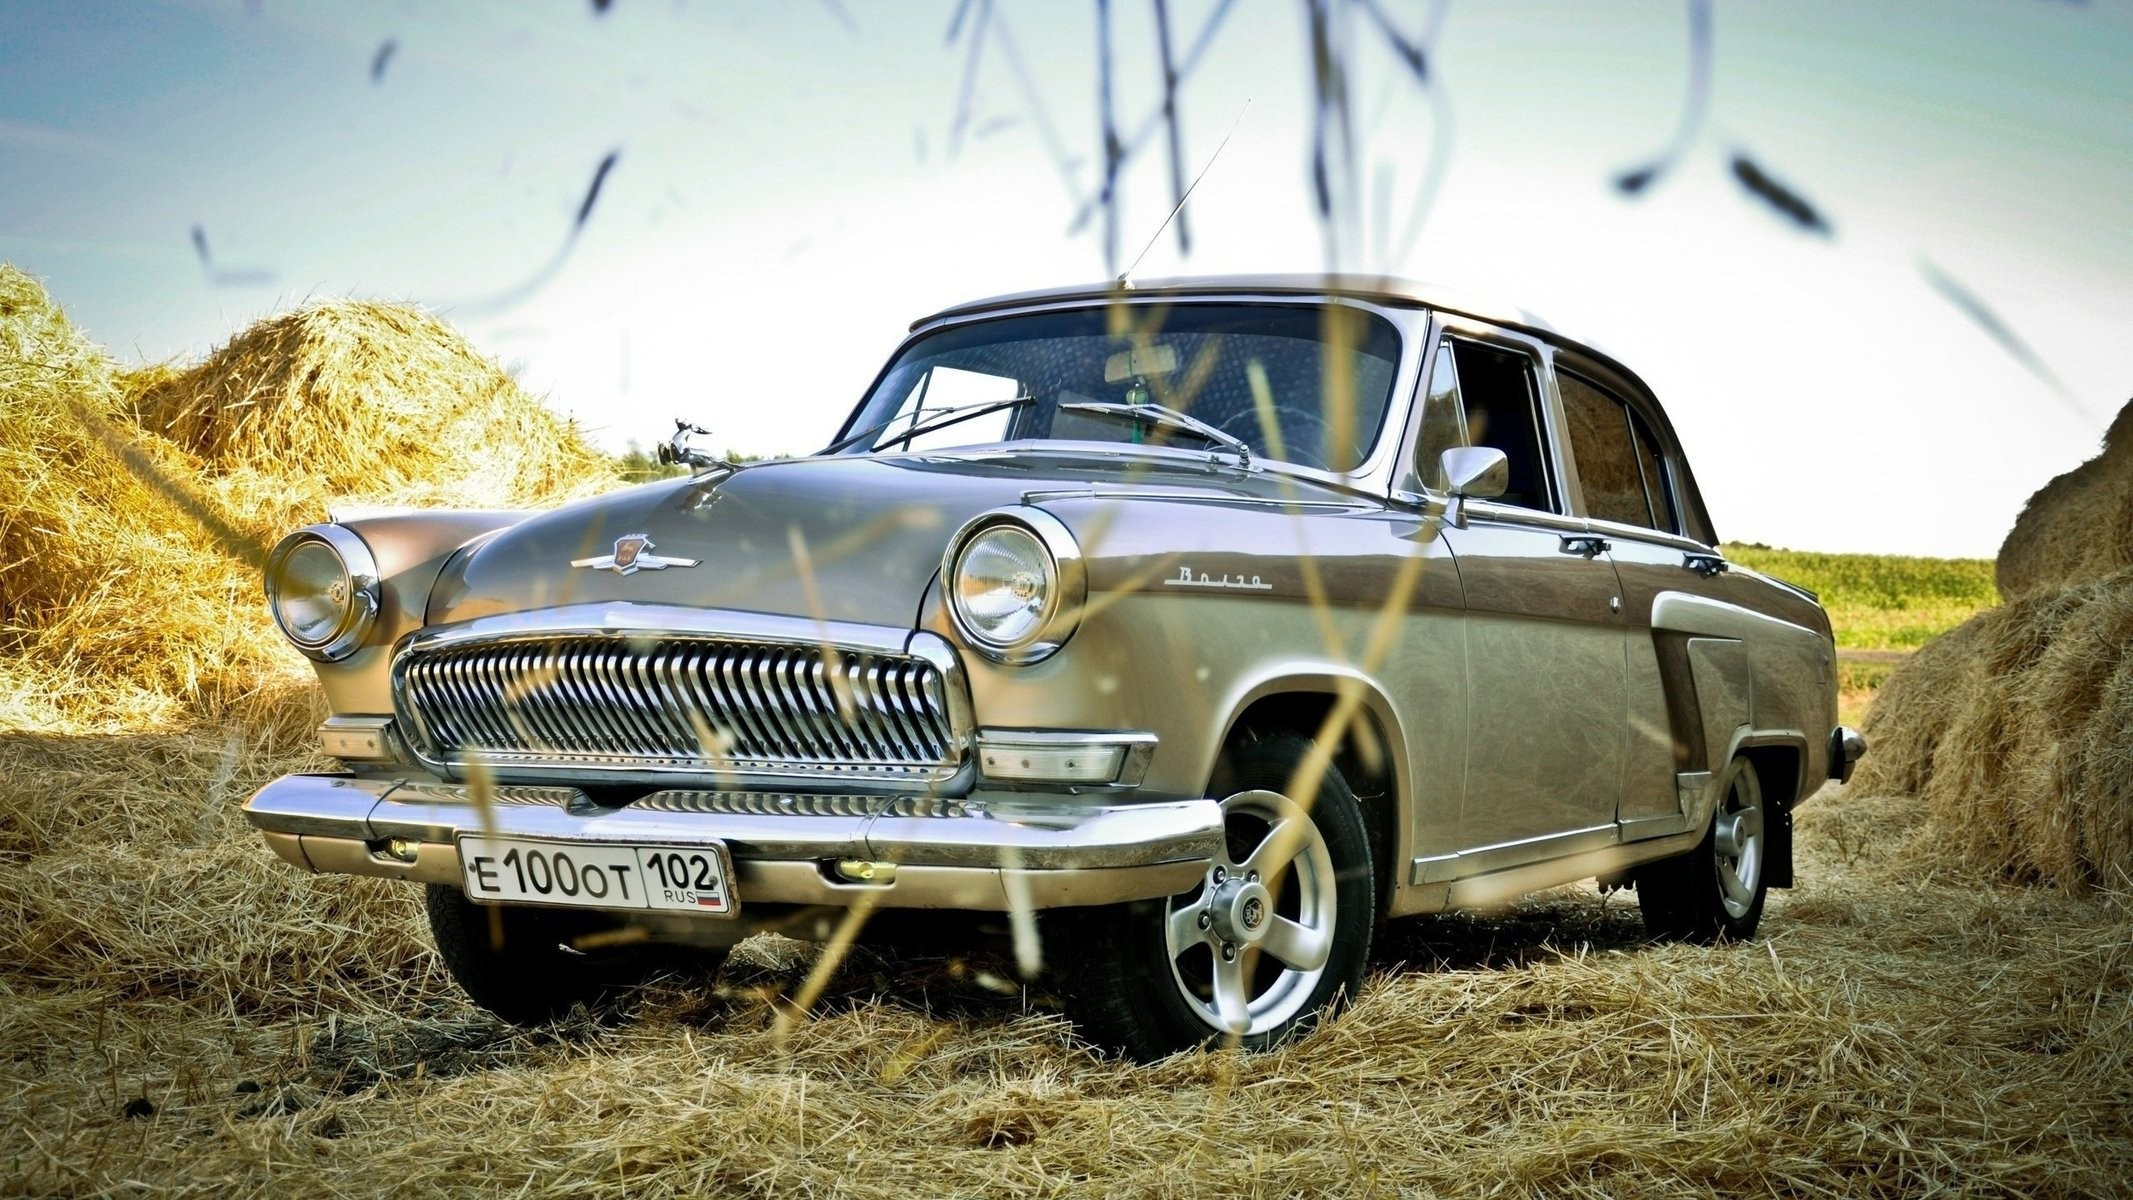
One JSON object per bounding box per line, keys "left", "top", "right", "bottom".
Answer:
{"left": 944, "top": 510, "right": 1086, "bottom": 664}
{"left": 265, "top": 525, "right": 380, "bottom": 661}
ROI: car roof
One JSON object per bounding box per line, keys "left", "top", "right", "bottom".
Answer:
{"left": 912, "top": 272, "right": 1561, "bottom": 334}
{"left": 909, "top": 272, "right": 1651, "bottom": 408}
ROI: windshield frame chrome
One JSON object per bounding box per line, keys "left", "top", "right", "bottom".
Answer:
{"left": 834, "top": 293, "right": 1429, "bottom": 497}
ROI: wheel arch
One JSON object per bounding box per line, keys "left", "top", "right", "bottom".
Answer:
{"left": 1213, "top": 674, "right": 1409, "bottom": 914}
{"left": 1723, "top": 731, "right": 1806, "bottom": 891}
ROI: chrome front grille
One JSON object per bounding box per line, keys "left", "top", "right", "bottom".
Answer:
{"left": 395, "top": 634, "right": 963, "bottom": 781}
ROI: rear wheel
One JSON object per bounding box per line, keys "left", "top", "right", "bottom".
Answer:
{"left": 1636, "top": 755, "right": 1768, "bottom": 943}
{"left": 425, "top": 885, "right": 725, "bottom": 1025}
{"left": 1052, "top": 734, "right": 1376, "bottom": 1061}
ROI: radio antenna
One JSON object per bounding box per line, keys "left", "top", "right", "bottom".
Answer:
{"left": 1118, "top": 99, "right": 1250, "bottom": 285}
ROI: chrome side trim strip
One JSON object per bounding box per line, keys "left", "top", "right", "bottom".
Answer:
{"left": 1617, "top": 811, "right": 1693, "bottom": 842}
{"left": 1409, "top": 823, "right": 1620, "bottom": 884}
{"left": 1018, "top": 488, "right": 1361, "bottom": 512}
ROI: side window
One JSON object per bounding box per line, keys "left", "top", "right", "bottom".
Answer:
{"left": 1626, "top": 406, "right": 1678, "bottom": 533}
{"left": 1437, "top": 339, "right": 1555, "bottom": 511}
{"left": 1559, "top": 371, "right": 1676, "bottom": 533}
{"left": 874, "top": 365, "right": 1020, "bottom": 451}
{"left": 1414, "top": 339, "right": 1466, "bottom": 490}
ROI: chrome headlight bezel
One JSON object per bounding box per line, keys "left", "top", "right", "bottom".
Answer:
{"left": 264, "top": 524, "right": 381, "bottom": 662}
{"left": 942, "top": 508, "right": 1086, "bottom": 665}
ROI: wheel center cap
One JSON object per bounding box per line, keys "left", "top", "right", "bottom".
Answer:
{"left": 1210, "top": 878, "right": 1273, "bottom": 945}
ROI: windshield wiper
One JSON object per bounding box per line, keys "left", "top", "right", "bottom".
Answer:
{"left": 822, "top": 396, "right": 1036, "bottom": 456}
{"left": 1057, "top": 400, "right": 1252, "bottom": 469}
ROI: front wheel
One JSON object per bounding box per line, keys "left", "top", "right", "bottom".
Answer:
{"left": 425, "top": 885, "right": 725, "bottom": 1025}
{"left": 1051, "top": 734, "right": 1376, "bottom": 1061}
{"left": 1636, "top": 755, "right": 1768, "bottom": 943}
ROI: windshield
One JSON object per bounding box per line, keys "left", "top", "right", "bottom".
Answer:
{"left": 834, "top": 303, "right": 1405, "bottom": 473}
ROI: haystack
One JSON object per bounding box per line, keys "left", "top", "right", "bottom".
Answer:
{"left": 0, "top": 265, "right": 253, "bottom": 714}
{"left": 1855, "top": 397, "right": 2133, "bottom": 895}
{"left": 132, "top": 298, "right": 613, "bottom": 510}
{"left": 1995, "top": 400, "right": 2133, "bottom": 599}
{"left": 0, "top": 265, "right": 619, "bottom": 724}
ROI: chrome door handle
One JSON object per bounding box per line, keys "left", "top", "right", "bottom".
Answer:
{"left": 1559, "top": 535, "right": 1609, "bottom": 557}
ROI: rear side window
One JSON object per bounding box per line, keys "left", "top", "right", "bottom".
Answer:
{"left": 1423, "top": 338, "right": 1556, "bottom": 511}
{"left": 1626, "top": 406, "right": 1678, "bottom": 533}
{"left": 1559, "top": 370, "right": 1676, "bottom": 533}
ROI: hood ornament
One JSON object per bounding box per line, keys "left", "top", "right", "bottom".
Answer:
{"left": 572, "top": 533, "right": 699, "bottom": 576}
{"left": 657, "top": 418, "right": 746, "bottom": 473}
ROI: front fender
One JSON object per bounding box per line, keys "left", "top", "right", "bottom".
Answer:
{"left": 303, "top": 510, "right": 528, "bottom": 713}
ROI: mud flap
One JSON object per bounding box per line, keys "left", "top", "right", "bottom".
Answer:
{"left": 1766, "top": 794, "right": 1794, "bottom": 889}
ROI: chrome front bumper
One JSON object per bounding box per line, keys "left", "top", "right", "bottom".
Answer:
{"left": 244, "top": 774, "right": 1221, "bottom": 911}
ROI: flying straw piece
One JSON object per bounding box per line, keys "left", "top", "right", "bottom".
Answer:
{"left": 1919, "top": 256, "right": 2085, "bottom": 417}
{"left": 445, "top": 147, "right": 622, "bottom": 316}
{"left": 187, "top": 223, "right": 276, "bottom": 287}
{"left": 1613, "top": 0, "right": 1710, "bottom": 195}
{"left": 1728, "top": 152, "right": 1830, "bottom": 235}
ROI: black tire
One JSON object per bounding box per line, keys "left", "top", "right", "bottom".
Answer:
{"left": 1050, "top": 733, "right": 1376, "bottom": 1062}
{"left": 1636, "top": 755, "right": 1769, "bottom": 943}
{"left": 424, "top": 885, "right": 725, "bottom": 1025}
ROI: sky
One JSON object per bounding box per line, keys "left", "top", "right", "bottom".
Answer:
{"left": 3, "top": 0, "right": 2129, "bottom": 557}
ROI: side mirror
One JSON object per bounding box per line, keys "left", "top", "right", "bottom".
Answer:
{"left": 1437, "top": 446, "right": 1507, "bottom": 528}
{"left": 1440, "top": 446, "right": 1508, "bottom": 498}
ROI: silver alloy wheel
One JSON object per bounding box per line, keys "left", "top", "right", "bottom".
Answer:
{"left": 1712, "top": 759, "right": 1765, "bottom": 920}
{"left": 1163, "top": 788, "right": 1338, "bottom": 1036}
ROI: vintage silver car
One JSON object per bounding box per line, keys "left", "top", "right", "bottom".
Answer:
{"left": 245, "top": 275, "right": 1864, "bottom": 1060}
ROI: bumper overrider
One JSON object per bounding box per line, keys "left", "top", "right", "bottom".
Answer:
{"left": 243, "top": 773, "right": 1223, "bottom": 912}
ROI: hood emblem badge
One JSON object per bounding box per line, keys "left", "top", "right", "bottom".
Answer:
{"left": 572, "top": 533, "right": 700, "bottom": 576}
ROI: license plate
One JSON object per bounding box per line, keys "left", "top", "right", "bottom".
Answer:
{"left": 456, "top": 835, "right": 736, "bottom": 916}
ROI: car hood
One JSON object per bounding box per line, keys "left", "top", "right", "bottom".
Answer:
{"left": 425, "top": 449, "right": 1354, "bottom": 631}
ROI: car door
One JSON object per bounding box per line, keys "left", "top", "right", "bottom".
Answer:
{"left": 1550, "top": 363, "right": 1697, "bottom": 836}
{"left": 1412, "top": 325, "right": 1628, "bottom": 879}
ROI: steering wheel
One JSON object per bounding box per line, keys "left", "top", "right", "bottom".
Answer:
{"left": 1214, "top": 405, "right": 1342, "bottom": 472}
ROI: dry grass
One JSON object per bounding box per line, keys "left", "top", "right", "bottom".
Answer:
{"left": 5, "top": 267, "right": 2131, "bottom": 1196}
{"left": 7, "top": 712, "right": 2130, "bottom": 1197}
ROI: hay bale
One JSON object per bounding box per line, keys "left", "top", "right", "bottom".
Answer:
{"left": 0, "top": 265, "right": 620, "bottom": 721}
{"left": 132, "top": 298, "right": 614, "bottom": 509}
{"left": 1856, "top": 396, "right": 2133, "bottom": 896}
{"left": 0, "top": 265, "right": 259, "bottom": 708}
{"left": 1917, "top": 582, "right": 2104, "bottom": 882}
{"left": 1995, "top": 398, "right": 2133, "bottom": 600}
{"left": 1859, "top": 569, "right": 2133, "bottom": 895}
{"left": 1999, "top": 574, "right": 2133, "bottom": 892}
{"left": 1849, "top": 614, "right": 1987, "bottom": 800}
